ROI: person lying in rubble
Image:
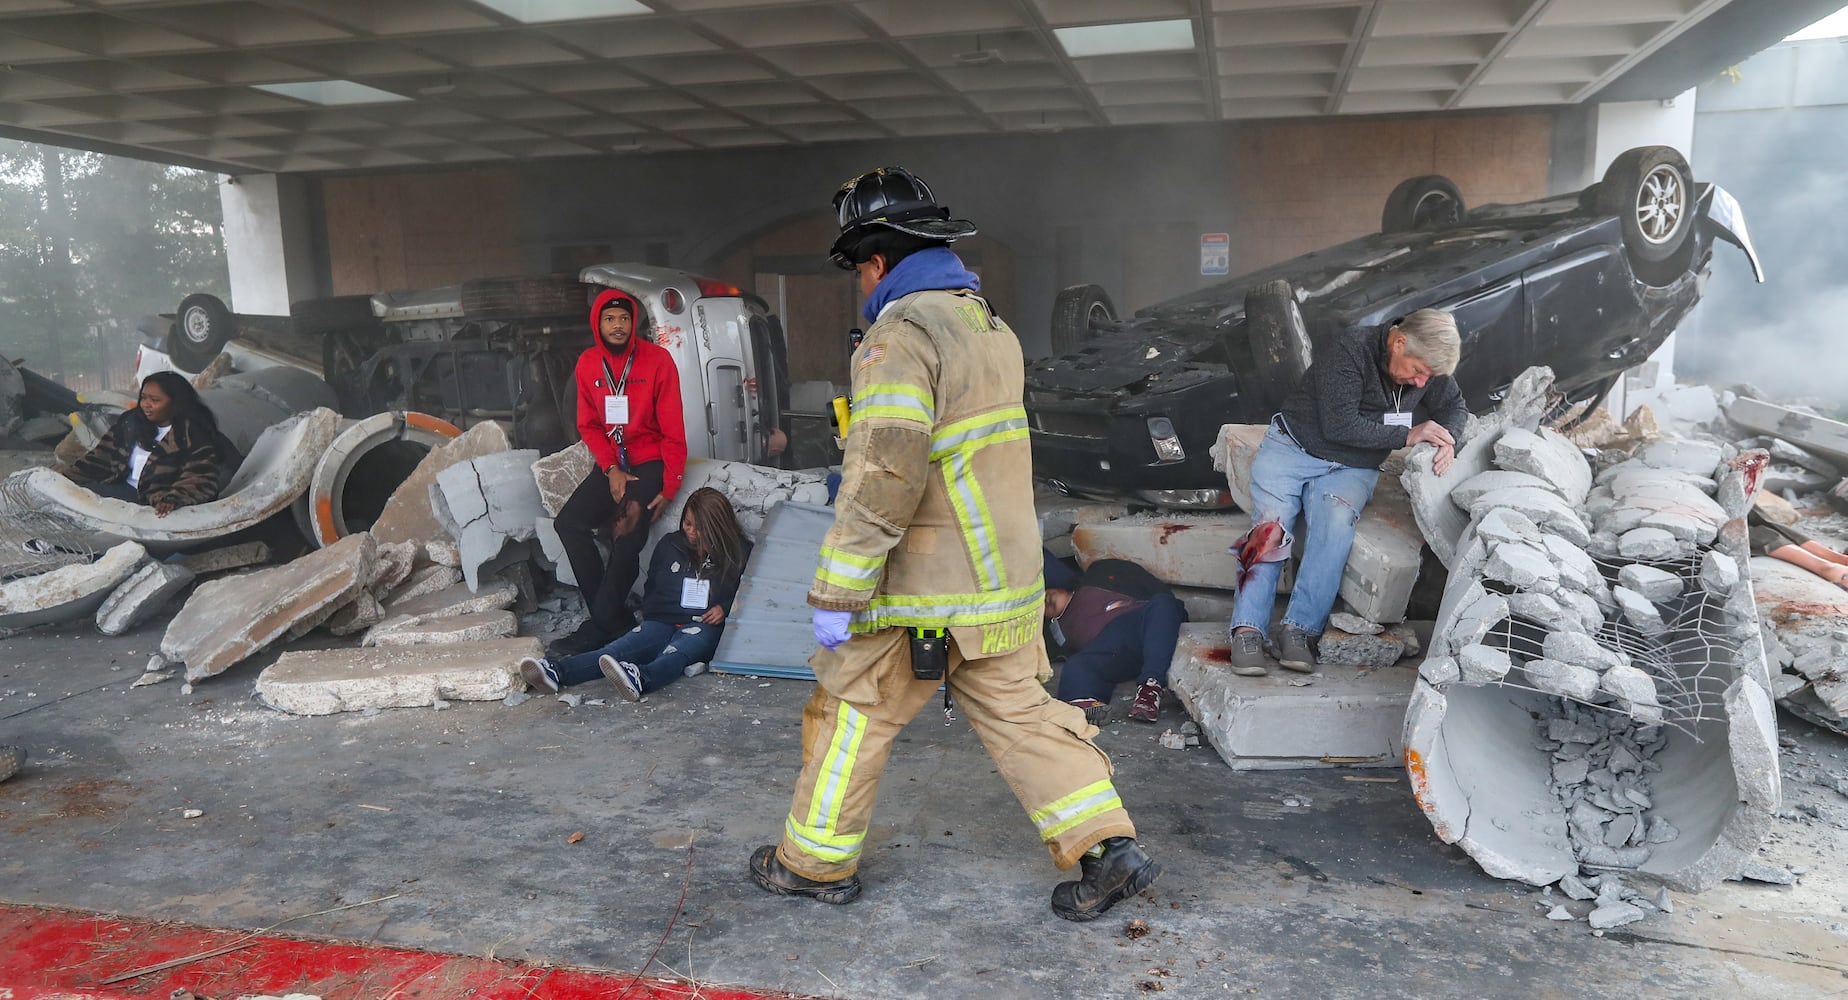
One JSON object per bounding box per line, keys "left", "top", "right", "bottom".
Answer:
{"left": 1043, "top": 551, "right": 1186, "bottom": 725}
{"left": 60, "top": 371, "right": 224, "bottom": 517}
{"left": 1748, "top": 504, "right": 1848, "bottom": 589}
{"left": 1227, "top": 309, "right": 1466, "bottom": 674}
{"left": 520, "top": 487, "right": 751, "bottom": 701}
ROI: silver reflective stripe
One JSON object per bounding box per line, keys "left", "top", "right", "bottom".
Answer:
{"left": 931, "top": 412, "right": 1028, "bottom": 456}
{"left": 945, "top": 450, "right": 1002, "bottom": 591}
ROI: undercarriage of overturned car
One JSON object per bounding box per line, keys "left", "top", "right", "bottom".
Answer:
{"left": 1025, "top": 145, "right": 1764, "bottom": 509}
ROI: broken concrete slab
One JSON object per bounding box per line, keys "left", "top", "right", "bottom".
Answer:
{"left": 1450, "top": 470, "right": 1558, "bottom": 511}
{"left": 95, "top": 560, "right": 195, "bottom": 636}
{"left": 1542, "top": 631, "right": 1627, "bottom": 674}
{"left": 1037, "top": 494, "right": 1129, "bottom": 544}
{"left": 364, "top": 578, "right": 520, "bottom": 645}
{"left": 1493, "top": 427, "right": 1592, "bottom": 506}
{"left": 254, "top": 637, "right": 540, "bottom": 715}
{"left": 1600, "top": 665, "right": 1664, "bottom": 725}
{"left": 161, "top": 532, "right": 376, "bottom": 682}
{"left": 175, "top": 541, "right": 270, "bottom": 576}
{"left": 1726, "top": 397, "right": 1848, "bottom": 467}
{"left": 711, "top": 501, "right": 834, "bottom": 680}
{"left": 1611, "top": 586, "right": 1668, "bottom": 637}
{"left": 425, "top": 539, "right": 460, "bottom": 567}
{"left": 323, "top": 590, "right": 384, "bottom": 637}
{"left": 632, "top": 460, "right": 831, "bottom": 599}
{"left": 369, "top": 541, "right": 418, "bottom": 597}
{"left": 366, "top": 609, "right": 519, "bottom": 647}
{"left": 1485, "top": 541, "right": 1559, "bottom": 593}
{"left": 387, "top": 564, "right": 461, "bottom": 606}
{"left": 1317, "top": 629, "right": 1405, "bottom": 669}
{"left": 1766, "top": 438, "right": 1840, "bottom": 479}
{"left": 8, "top": 409, "right": 340, "bottom": 553}
{"left": 369, "top": 420, "right": 512, "bottom": 548}
{"left": 1521, "top": 658, "right": 1601, "bottom": 701}
{"left": 1618, "top": 565, "right": 1684, "bottom": 603}
{"left": 532, "top": 516, "right": 576, "bottom": 588}
{"left": 1169, "top": 624, "right": 1415, "bottom": 769}
{"left": 1403, "top": 366, "right": 1555, "bottom": 569}
{"left": 1640, "top": 438, "right": 1726, "bottom": 478}
{"left": 1174, "top": 587, "right": 1236, "bottom": 625}
{"left": 1458, "top": 644, "right": 1513, "bottom": 684}
{"left": 1467, "top": 487, "right": 1591, "bottom": 549}
{"left": 1073, "top": 513, "right": 1250, "bottom": 590}
{"left": 531, "top": 440, "right": 595, "bottom": 519}
{"left": 430, "top": 449, "right": 543, "bottom": 592}
{"left": 1618, "top": 527, "right": 1686, "bottom": 563}
{"left": 0, "top": 542, "right": 148, "bottom": 632}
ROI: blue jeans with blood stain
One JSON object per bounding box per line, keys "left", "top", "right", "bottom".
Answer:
{"left": 554, "top": 619, "right": 724, "bottom": 692}
{"left": 1230, "top": 423, "right": 1380, "bottom": 637}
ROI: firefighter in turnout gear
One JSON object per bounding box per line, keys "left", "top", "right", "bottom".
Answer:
{"left": 748, "top": 167, "right": 1162, "bottom": 921}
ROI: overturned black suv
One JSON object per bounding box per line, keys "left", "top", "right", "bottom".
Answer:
{"left": 1026, "top": 145, "right": 1763, "bottom": 508}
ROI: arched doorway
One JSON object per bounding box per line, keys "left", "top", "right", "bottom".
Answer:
{"left": 708, "top": 210, "right": 1017, "bottom": 388}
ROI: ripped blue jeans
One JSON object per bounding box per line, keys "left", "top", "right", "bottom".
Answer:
{"left": 1230, "top": 421, "right": 1380, "bottom": 637}
{"left": 554, "top": 619, "right": 724, "bottom": 693}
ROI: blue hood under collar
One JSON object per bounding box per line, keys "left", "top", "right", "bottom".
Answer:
{"left": 861, "top": 246, "right": 981, "bottom": 325}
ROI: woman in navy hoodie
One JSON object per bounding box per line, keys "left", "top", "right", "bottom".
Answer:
{"left": 523, "top": 487, "right": 751, "bottom": 701}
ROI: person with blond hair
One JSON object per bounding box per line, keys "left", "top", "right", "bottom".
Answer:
{"left": 521, "top": 486, "right": 750, "bottom": 701}
{"left": 1226, "top": 308, "right": 1468, "bottom": 675}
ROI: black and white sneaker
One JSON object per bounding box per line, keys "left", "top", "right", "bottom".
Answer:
{"left": 599, "top": 655, "right": 644, "bottom": 702}
{"left": 519, "top": 656, "right": 561, "bottom": 694}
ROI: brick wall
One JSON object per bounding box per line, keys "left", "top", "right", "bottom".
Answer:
{"left": 1227, "top": 112, "right": 1554, "bottom": 274}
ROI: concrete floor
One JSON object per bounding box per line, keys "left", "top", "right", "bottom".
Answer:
{"left": 4, "top": 615, "right": 1848, "bottom": 1000}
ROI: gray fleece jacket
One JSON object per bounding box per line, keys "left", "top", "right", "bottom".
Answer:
{"left": 1277, "top": 327, "right": 1469, "bottom": 471}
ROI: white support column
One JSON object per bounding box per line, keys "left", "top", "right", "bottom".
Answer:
{"left": 219, "top": 173, "right": 318, "bottom": 316}
{"left": 1574, "top": 90, "right": 1698, "bottom": 418}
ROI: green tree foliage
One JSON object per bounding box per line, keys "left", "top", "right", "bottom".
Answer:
{"left": 0, "top": 139, "right": 228, "bottom": 387}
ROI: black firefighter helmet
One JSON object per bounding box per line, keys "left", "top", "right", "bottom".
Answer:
{"left": 829, "top": 166, "right": 978, "bottom": 271}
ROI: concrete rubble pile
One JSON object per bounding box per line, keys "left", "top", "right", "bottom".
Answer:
{"left": 1401, "top": 366, "right": 1780, "bottom": 915}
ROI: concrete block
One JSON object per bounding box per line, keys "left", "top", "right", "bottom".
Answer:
{"left": 0, "top": 542, "right": 149, "bottom": 632}
{"left": 366, "top": 609, "right": 518, "bottom": 646}
{"left": 1468, "top": 487, "right": 1590, "bottom": 548}
{"left": 1420, "top": 655, "right": 1460, "bottom": 686}
{"left": 1507, "top": 591, "right": 1588, "bottom": 635}
{"left": 1657, "top": 384, "right": 1720, "bottom": 426}
{"left": 1402, "top": 366, "right": 1556, "bottom": 570}
{"left": 1493, "top": 427, "right": 1591, "bottom": 506}
{"left": 1457, "top": 643, "right": 1512, "bottom": 683}
{"left": 1617, "top": 527, "right": 1684, "bottom": 563}
{"left": 1726, "top": 396, "right": 1848, "bottom": 466}
{"left": 1036, "top": 495, "right": 1129, "bottom": 541}
{"left": 1612, "top": 586, "right": 1667, "bottom": 637}
{"left": 388, "top": 564, "right": 461, "bottom": 606}
{"left": 430, "top": 449, "right": 543, "bottom": 592}
{"left": 1542, "top": 631, "right": 1627, "bottom": 674}
{"left": 1169, "top": 624, "right": 1415, "bottom": 769}
{"left": 162, "top": 532, "right": 376, "bottom": 682}
{"left": 1476, "top": 508, "right": 1543, "bottom": 548}
{"left": 1484, "top": 541, "right": 1559, "bottom": 593}
{"left": 1766, "top": 437, "right": 1839, "bottom": 479}
{"left": 1450, "top": 470, "right": 1557, "bottom": 511}
{"left": 533, "top": 516, "right": 576, "bottom": 588}
{"left": 323, "top": 590, "right": 384, "bottom": 637}
{"left": 1598, "top": 461, "right": 1717, "bottom": 497}
{"left": 1328, "top": 611, "right": 1382, "bottom": 635}
{"left": 1763, "top": 465, "right": 1829, "bottom": 495}
{"left": 1541, "top": 534, "right": 1604, "bottom": 598}
{"left": 425, "top": 539, "right": 461, "bottom": 567}
{"left": 254, "top": 637, "right": 541, "bottom": 715}
{"left": 370, "top": 420, "right": 512, "bottom": 548}
{"left": 1317, "top": 629, "right": 1405, "bottom": 669}
{"left": 366, "top": 579, "right": 520, "bottom": 645}
{"left": 532, "top": 440, "right": 594, "bottom": 519}
{"left": 1600, "top": 665, "right": 1663, "bottom": 725}
{"left": 1073, "top": 513, "right": 1250, "bottom": 589}
{"left": 1173, "top": 586, "right": 1236, "bottom": 624}
{"left": 1640, "top": 438, "right": 1725, "bottom": 478}
{"left": 1339, "top": 473, "right": 1423, "bottom": 624}
{"left": 1521, "top": 659, "right": 1600, "bottom": 701}
{"left": 175, "top": 541, "right": 270, "bottom": 576}
{"left": 96, "top": 560, "right": 195, "bottom": 636}
{"left": 1618, "top": 565, "right": 1684, "bottom": 603}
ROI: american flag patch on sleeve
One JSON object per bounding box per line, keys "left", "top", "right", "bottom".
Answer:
{"left": 858, "top": 344, "right": 885, "bottom": 368}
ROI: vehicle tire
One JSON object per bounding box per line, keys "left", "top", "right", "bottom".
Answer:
{"left": 1596, "top": 146, "right": 1694, "bottom": 267}
{"left": 460, "top": 273, "right": 588, "bottom": 322}
{"left": 1244, "top": 280, "right": 1313, "bottom": 404}
{"left": 1381, "top": 175, "right": 1465, "bottom": 233}
{"left": 291, "top": 294, "right": 379, "bottom": 337}
{"left": 169, "top": 293, "right": 235, "bottom": 371}
{"left": 1049, "top": 284, "right": 1115, "bottom": 357}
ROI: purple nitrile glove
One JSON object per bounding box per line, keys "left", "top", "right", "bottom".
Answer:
{"left": 812, "top": 608, "right": 853, "bottom": 651}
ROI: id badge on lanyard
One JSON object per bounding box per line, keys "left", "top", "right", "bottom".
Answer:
{"left": 604, "top": 394, "right": 629, "bottom": 425}
{"left": 681, "top": 576, "right": 710, "bottom": 609}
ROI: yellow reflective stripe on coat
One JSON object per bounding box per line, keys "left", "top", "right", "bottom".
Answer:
{"left": 849, "top": 579, "right": 1044, "bottom": 631}
{"left": 941, "top": 451, "right": 1005, "bottom": 591}
{"left": 929, "top": 407, "right": 1029, "bottom": 461}
{"left": 786, "top": 702, "right": 869, "bottom": 864}
{"left": 1029, "top": 779, "right": 1124, "bottom": 841}
{"left": 851, "top": 382, "right": 935, "bottom": 426}
{"left": 815, "top": 544, "right": 882, "bottom": 592}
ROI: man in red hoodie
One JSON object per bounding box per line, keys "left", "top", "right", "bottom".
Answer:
{"left": 551, "top": 288, "right": 688, "bottom": 656}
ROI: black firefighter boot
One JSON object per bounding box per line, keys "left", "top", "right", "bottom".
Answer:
{"left": 749, "top": 846, "right": 862, "bottom": 905}
{"left": 1050, "top": 837, "right": 1162, "bottom": 922}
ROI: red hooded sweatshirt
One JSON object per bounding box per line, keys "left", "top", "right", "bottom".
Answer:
{"left": 574, "top": 288, "right": 687, "bottom": 502}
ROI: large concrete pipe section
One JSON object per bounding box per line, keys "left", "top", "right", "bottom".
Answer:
{"left": 301, "top": 411, "right": 461, "bottom": 547}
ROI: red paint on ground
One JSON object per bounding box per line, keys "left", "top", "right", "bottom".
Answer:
{"left": 1201, "top": 647, "right": 1234, "bottom": 663}
{"left": 0, "top": 904, "right": 804, "bottom": 1000}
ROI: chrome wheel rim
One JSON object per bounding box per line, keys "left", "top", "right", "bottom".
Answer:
{"left": 1635, "top": 164, "right": 1685, "bottom": 245}
{"left": 182, "top": 306, "right": 211, "bottom": 343}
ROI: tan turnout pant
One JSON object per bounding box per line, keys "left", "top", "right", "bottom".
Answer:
{"left": 775, "top": 631, "right": 1136, "bottom": 882}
